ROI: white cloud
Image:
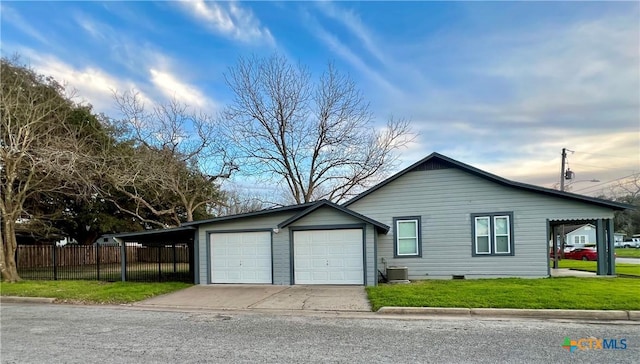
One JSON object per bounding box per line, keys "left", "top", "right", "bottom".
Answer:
{"left": 149, "top": 68, "right": 217, "bottom": 111}
{"left": 315, "top": 2, "right": 387, "bottom": 66}
{"left": 177, "top": 0, "right": 274, "bottom": 45}
{"left": 16, "top": 49, "right": 148, "bottom": 114}
{"left": 309, "top": 23, "right": 402, "bottom": 98}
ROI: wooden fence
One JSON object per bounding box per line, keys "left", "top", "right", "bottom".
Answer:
{"left": 137, "top": 246, "right": 190, "bottom": 263}
{"left": 16, "top": 245, "right": 190, "bottom": 268}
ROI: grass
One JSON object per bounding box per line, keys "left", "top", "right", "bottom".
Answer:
{"left": 0, "top": 280, "right": 191, "bottom": 304}
{"left": 615, "top": 248, "right": 640, "bottom": 258}
{"left": 366, "top": 277, "right": 640, "bottom": 311}
{"left": 558, "top": 260, "right": 640, "bottom": 277}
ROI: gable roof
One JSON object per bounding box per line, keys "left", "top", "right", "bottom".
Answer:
{"left": 561, "top": 224, "right": 596, "bottom": 234}
{"left": 181, "top": 201, "right": 317, "bottom": 227}
{"left": 278, "top": 200, "right": 390, "bottom": 233}
{"left": 344, "top": 152, "right": 631, "bottom": 211}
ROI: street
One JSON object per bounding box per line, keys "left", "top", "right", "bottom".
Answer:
{"left": 617, "top": 258, "right": 640, "bottom": 265}
{"left": 1, "top": 304, "right": 639, "bottom": 364}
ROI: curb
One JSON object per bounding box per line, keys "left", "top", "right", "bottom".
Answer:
{"left": 1, "top": 296, "right": 56, "bottom": 304}
{"left": 377, "top": 307, "right": 640, "bottom": 321}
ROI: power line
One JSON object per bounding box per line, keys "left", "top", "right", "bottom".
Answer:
{"left": 569, "top": 162, "right": 638, "bottom": 172}
{"left": 573, "top": 150, "right": 639, "bottom": 161}
{"left": 572, "top": 173, "right": 639, "bottom": 193}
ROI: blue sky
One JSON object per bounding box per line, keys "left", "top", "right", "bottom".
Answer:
{"left": 2, "top": 1, "right": 639, "bottom": 196}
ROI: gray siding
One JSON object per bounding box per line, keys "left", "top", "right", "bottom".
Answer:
{"left": 197, "top": 211, "right": 296, "bottom": 285}
{"left": 287, "top": 206, "right": 376, "bottom": 286}
{"left": 348, "top": 167, "right": 615, "bottom": 280}
{"left": 196, "top": 207, "right": 377, "bottom": 286}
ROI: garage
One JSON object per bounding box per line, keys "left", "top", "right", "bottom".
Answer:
{"left": 210, "top": 231, "right": 272, "bottom": 284}
{"left": 293, "top": 229, "right": 364, "bottom": 285}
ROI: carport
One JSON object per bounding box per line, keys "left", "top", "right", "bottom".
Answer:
{"left": 549, "top": 218, "right": 616, "bottom": 276}
{"left": 110, "top": 227, "right": 196, "bottom": 283}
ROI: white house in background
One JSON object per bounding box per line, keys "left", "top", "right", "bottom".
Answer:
{"left": 557, "top": 224, "right": 597, "bottom": 246}
{"left": 614, "top": 233, "right": 625, "bottom": 244}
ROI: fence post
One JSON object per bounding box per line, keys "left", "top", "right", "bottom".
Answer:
{"left": 96, "top": 244, "right": 100, "bottom": 281}
{"left": 52, "top": 245, "right": 57, "bottom": 280}
{"left": 158, "top": 246, "right": 162, "bottom": 281}
{"left": 173, "top": 244, "right": 177, "bottom": 273}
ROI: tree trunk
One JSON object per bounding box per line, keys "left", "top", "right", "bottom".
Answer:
{"left": 1, "top": 218, "right": 21, "bottom": 282}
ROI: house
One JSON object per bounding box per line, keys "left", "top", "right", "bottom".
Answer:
{"left": 110, "top": 153, "right": 629, "bottom": 285}
{"left": 556, "top": 224, "right": 597, "bottom": 246}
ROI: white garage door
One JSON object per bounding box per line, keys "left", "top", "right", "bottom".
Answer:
{"left": 293, "top": 229, "right": 364, "bottom": 285}
{"left": 210, "top": 231, "right": 271, "bottom": 284}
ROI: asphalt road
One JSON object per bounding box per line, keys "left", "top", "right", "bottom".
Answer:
{"left": 1, "top": 304, "right": 639, "bottom": 364}
{"left": 617, "top": 257, "right": 640, "bottom": 265}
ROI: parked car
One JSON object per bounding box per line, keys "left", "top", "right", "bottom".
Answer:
{"left": 549, "top": 247, "right": 614, "bottom": 261}
{"left": 619, "top": 239, "right": 640, "bottom": 249}
{"left": 564, "top": 248, "right": 598, "bottom": 261}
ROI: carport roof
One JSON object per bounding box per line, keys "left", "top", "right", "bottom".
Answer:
{"left": 278, "top": 200, "right": 390, "bottom": 234}
{"left": 181, "top": 201, "right": 317, "bottom": 226}
{"left": 107, "top": 226, "right": 195, "bottom": 244}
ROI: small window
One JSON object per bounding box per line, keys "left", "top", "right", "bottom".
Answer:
{"left": 573, "top": 235, "right": 586, "bottom": 244}
{"left": 474, "top": 217, "right": 490, "bottom": 254}
{"left": 471, "top": 212, "right": 514, "bottom": 256}
{"left": 393, "top": 217, "right": 421, "bottom": 257}
{"left": 494, "top": 216, "right": 511, "bottom": 254}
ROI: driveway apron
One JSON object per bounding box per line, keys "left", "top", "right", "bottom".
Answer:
{"left": 135, "top": 285, "right": 371, "bottom": 312}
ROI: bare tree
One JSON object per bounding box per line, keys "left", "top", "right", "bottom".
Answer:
{"left": 607, "top": 173, "right": 640, "bottom": 236}
{"left": 210, "top": 188, "right": 267, "bottom": 216}
{"left": 104, "top": 91, "right": 236, "bottom": 226}
{"left": 223, "top": 54, "right": 413, "bottom": 204}
{"left": 1, "top": 59, "right": 99, "bottom": 281}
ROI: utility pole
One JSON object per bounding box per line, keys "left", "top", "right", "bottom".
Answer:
{"left": 560, "top": 148, "right": 567, "bottom": 191}
{"left": 557, "top": 148, "right": 569, "bottom": 269}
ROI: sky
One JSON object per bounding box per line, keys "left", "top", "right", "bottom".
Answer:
{"left": 1, "top": 0, "right": 639, "bottom": 197}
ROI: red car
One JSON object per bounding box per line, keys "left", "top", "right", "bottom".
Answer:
{"left": 564, "top": 248, "right": 598, "bottom": 261}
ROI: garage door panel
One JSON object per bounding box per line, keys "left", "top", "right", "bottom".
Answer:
{"left": 211, "top": 231, "right": 272, "bottom": 284}
{"left": 294, "top": 229, "right": 363, "bottom": 285}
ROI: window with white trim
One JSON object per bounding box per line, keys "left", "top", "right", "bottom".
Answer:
{"left": 472, "top": 212, "right": 514, "bottom": 256}
{"left": 393, "top": 217, "right": 421, "bottom": 257}
{"left": 573, "top": 235, "right": 587, "bottom": 244}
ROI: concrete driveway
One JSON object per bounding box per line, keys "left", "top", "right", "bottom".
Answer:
{"left": 135, "top": 285, "right": 371, "bottom": 312}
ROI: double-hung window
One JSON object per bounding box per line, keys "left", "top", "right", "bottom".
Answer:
{"left": 472, "top": 212, "right": 513, "bottom": 256}
{"left": 393, "top": 217, "right": 421, "bottom": 257}
{"left": 573, "top": 235, "right": 587, "bottom": 244}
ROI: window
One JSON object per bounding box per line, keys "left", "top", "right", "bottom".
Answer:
{"left": 573, "top": 235, "right": 587, "bottom": 244}
{"left": 471, "top": 212, "right": 514, "bottom": 256}
{"left": 393, "top": 217, "right": 421, "bottom": 257}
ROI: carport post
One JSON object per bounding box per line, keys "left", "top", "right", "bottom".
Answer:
{"left": 607, "top": 219, "right": 616, "bottom": 275}
{"left": 115, "top": 238, "right": 126, "bottom": 282}
{"left": 552, "top": 225, "right": 559, "bottom": 269}
{"left": 596, "top": 219, "right": 606, "bottom": 275}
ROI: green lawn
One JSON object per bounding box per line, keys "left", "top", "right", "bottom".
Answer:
{"left": 0, "top": 280, "right": 191, "bottom": 304}
{"left": 366, "top": 277, "right": 640, "bottom": 311}
{"left": 558, "top": 260, "right": 640, "bottom": 277}
{"left": 615, "top": 248, "right": 640, "bottom": 258}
